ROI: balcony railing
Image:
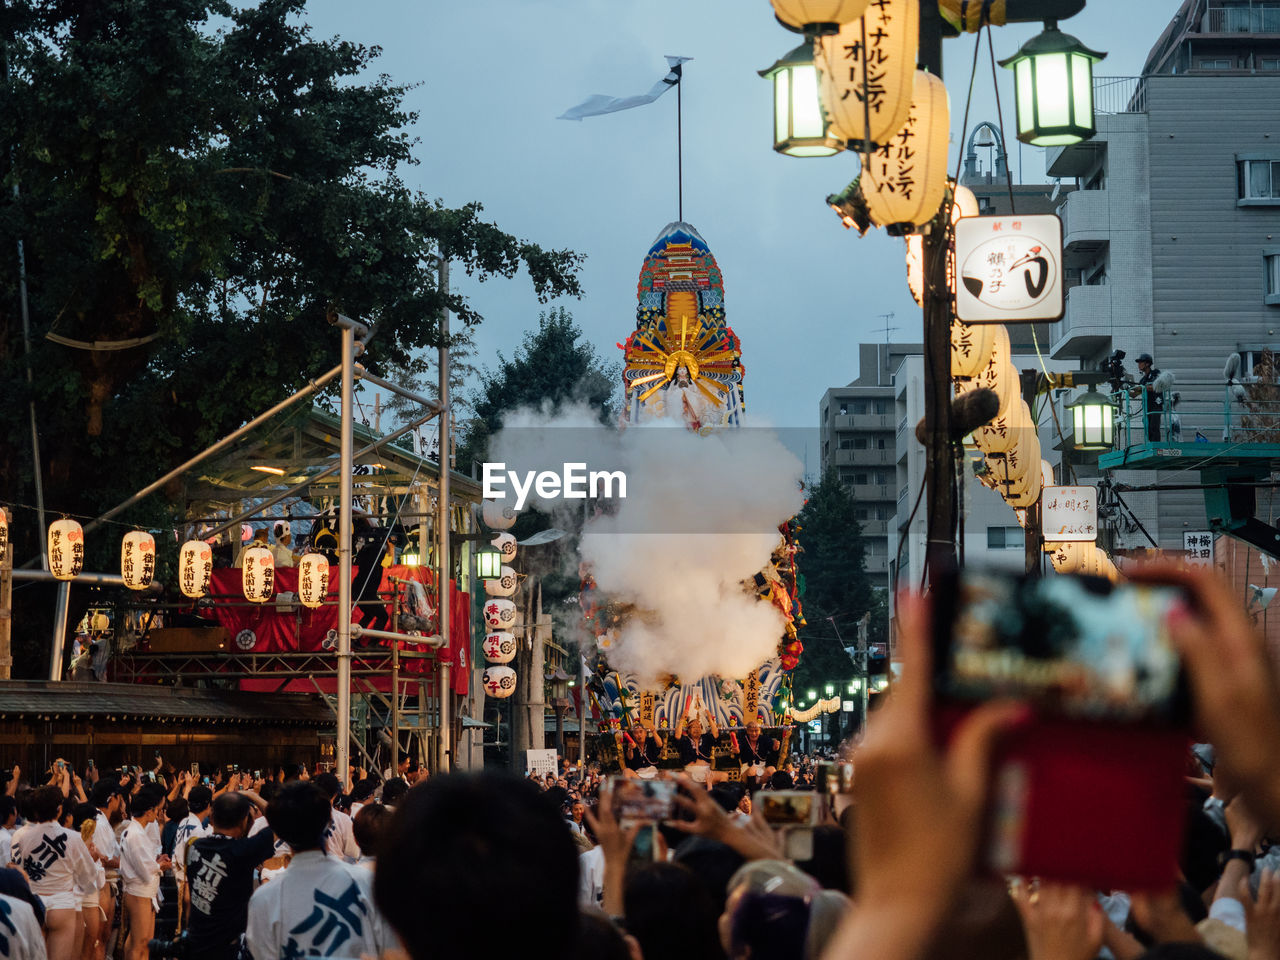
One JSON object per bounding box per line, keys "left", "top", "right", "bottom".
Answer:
{"left": 1093, "top": 76, "right": 1147, "bottom": 115}
{"left": 1097, "top": 380, "right": 1280, "bottom": 451}
{"left": 1205, "top": 1, "right": 1280, "bottom": 33}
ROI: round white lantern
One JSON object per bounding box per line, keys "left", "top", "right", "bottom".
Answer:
{"left": 956, "top": 326, "right": 1016, "bottom": 419}
{"left": 951, "top": 321, "right": 998, "bottom": 379}
{"left": 481, "top": 665, "right": 518, "bottom": 699}
{"left": 1049, "top": 540, "right": 1089, "bottom": 574}
{"left": 178, "top": 540, "right": 213, "bottom": 599}
{"left": 815, "top": 0, "right": 918, "bottom": 149}
{"left": 974, "top": 400, "right": 1032, "bottom": 456}
{"left": 298, "top": 552, "right": 330, "bottom": 609}
{"left": 491, "top": 532, "right": 517, "bottom": 564}
{"left": 483, "top": 597, "right": 517, "bottom": 630}
{"left": 771, "top": 0, "right": 869, "bottom": 34}
{"left": 482, "top": 499, "right": 518, "bottom": 531}
{"left": 241, "top": 546, "right": 275, "bottom": 603}
{"left": 48, "top": 518, "right": 85, "bottom": 581}
{"left": 864, "top": 71, "right": 951, "bottom": 236}
{"left": 120, "top": 531, "right": 156, "bottom": 591}
{"left": 483, "top": 631, "right": 517, "bottom": 664}
{"left": 483, "top": 565, "right": 517, "bottom": 598}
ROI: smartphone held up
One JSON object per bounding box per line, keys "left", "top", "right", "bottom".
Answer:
{"left": 932, "top": 569, "right": 1193, "bottom": 890}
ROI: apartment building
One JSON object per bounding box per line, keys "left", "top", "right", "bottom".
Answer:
{"left": 819, "top": 342, "right": 922, "bottom": 584}
{"left": 1046, "top": 0, "right": 1280, "bottom": 551}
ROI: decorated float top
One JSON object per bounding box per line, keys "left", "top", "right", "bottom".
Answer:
{"left": 621, "top": 222, "right": 745, "bottom": 430}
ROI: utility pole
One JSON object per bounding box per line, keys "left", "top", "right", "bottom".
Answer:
{"left": 918, "top": 1, "right": 957, "bottom": 590}
{"left": 0, "top": 509, "right": 11, "bottom": 680}
{"left": 437, "top": 255, "right": 453, "bottom": 773}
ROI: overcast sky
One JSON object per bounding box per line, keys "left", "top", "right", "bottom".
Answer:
{"left": 305, "top": 0, "right": 1183, "bottom": 463}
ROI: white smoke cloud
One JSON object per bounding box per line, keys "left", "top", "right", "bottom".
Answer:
{"left": 488, "top": 402, "right": 804, "bottom": 684}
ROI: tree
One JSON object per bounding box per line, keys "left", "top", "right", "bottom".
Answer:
{"left": 0, "top": 0, "right": 583, "bottom": 675}
{"left": 791, "top": 468, "right": 877, "bottom": 699}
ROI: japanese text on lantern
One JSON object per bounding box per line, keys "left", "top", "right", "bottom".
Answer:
{"left": 1041, "top": 486, "right": 1098, "bottom": 542}
{"left": 842, "top": 2, "right": 893, "bottom": 112}
{"left": 871, "top": 106, "right": 917, "bottom": 199}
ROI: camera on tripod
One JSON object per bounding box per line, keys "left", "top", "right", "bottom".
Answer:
{"left": 1101, "top": 349, "right": 1129, "bottom": 393}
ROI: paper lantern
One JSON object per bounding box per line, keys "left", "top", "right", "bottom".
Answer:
{"left": 1049, "top": 540, "right": 1089, "bottom": 573}
{"left": 483, "top": 565, "right": 517, "bottom": 598}
{"left": 815, "top": 0, "right": 918, "bottom": 149}
{"left": 483, "top": 631, "right": 517, "bottom": 665}
{"left": 908, "top": 184, "right": 980, "bottom": 306}
{"left": 864, "top": 71, "right": 951, "bottom": 236}
{"left": 1001, "top": 428, "right": 1043, "bottom": 497}
{"left": 951, "top": 321, "right": 997, "bottom": 379}
{"left": 298, "top": 553, "right": 330, "bottom": 609}
{"left": 482, "top": 499, "right": 518, "bottom": 531}
{"left": 120, "top": 531, "right": 156, "bottom": 591}
{"left": 178, "top": 540, "right": 213, "bottom": 599}
{"left": 956, "top": 326, "right": 1015, "bottom": 419}
{"left": 771, "top": 0, "right": 869, "bottom": 35}
{"left": 483, "top": 597, "right": 517, "bottom": 630}
{"left": 974, "top": 400, "right": 1031, "bottom": 455}
{"left": 1005, "top": 459, "right": 1043, "bottom": 508}
{"left": 241, "top": 546, "right": 275, "bottom": 603}
{"left": 491, "top": 532, "right": 517, "bottom": 564}
{"left": 1041, "top": 459, "right": 1056, "bottom": 487}
{"left": 48, "top": 518, "right": 84, "bottom": 581}
{"left": 0, "top": 510, "right": 8, "bottom": 565}
{"left": 482, "top": 665, "right": 518, "bottom": 699}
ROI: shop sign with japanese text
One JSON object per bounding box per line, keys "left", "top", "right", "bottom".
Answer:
{"left": 1041, "top": 486, "right": 1097, "bottom": 542}
{"left": 955, "top": 214, "right": 1064, "bottom": 323}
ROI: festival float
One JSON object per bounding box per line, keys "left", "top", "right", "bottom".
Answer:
{"left": 578, "top": 222, "right": 806, "bottom": 765}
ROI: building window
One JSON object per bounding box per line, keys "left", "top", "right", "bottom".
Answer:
{"left": 1267, "top": 253, "right": 1280, "bottom": 304}
{"left": 1198, "top": 58, "right": 1235, "bottom": 71}
{"left": 839, "top": 468, "right": 856, "bottom": 482}
{"left": 987, "top": 526, "right": 1025, "bottom": 550}
{"left": 854, "top": 473, "right": 868, "bottom": 485}
{"left": 1238, "top": 159, "right": 1280, "bottom": 202}
{"left": 1260, "top": 58, "right": 1280, "bottom": 71}
{"left": 855, "top": 508, "right": 869, "bottom": 521}
{"left": 853, "top": 402, "right": 868, "bottom": 415}
{"left": 839, "top": 437, "right": 854, "bottom": 450}
{"left": 874, "top": 400, "right": 888, "bottom": 414}
{"left": 853, "top": 437, "right": 868, "bottom": 450}
{"left": 876, "top": 437, "right": 887, "bottom": 449}
{"left": 977, "top": 195, "right": 994, "bottom": 213}
{"left": 838, "top": 403, "right": 848, "bottom": 415}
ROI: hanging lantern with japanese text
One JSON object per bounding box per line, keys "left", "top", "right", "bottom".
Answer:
{"left": 178, "top": 540, "right": 213, "bottom": 599}
{"left": 483, "top": 631, "right": 517, "bottom": 665}
{"left": 908, "top": 183, "right": 979, "bottom": 305}
{"left": 814, "top": 0, "right": 918, "bottom": 149}
{"left": 48, "top": 518, "right": 84, "bottom": 581}
{"left": 974, "top": 400, "right": 1032, "bottom": 455}
{"left": 0, "top": 510, "right": 8, "bottom": 565}
{"left": 951, "top": 321, "right": 998, "bottom": 379}
{"left": 298, "top": 553, "right": 330, "bottom": 609}
{"left": 483, "top": 597, "right": 517, "bottom": 630}
{"left": 864, "top": 70, "right": 950, "bottom": 235}
{"left": 120, "top": 531, "right": 156, "bottom": 591}
{"left": 955, "top": 325, "right": 1016, "bottom": 419}
{"left": 482, "top": 665, "right": 517, "bottom": 699}
{"left": 241, "top": 546, "right": 275, "bottom": 603}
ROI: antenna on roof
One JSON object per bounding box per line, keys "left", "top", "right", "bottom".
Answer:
{"left": 877, "top": 312, "right": 899, "bottom": 345}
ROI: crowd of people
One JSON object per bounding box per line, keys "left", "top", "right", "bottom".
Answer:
{"left": 3, "top": 565, "right": 1280, "bottom": 960}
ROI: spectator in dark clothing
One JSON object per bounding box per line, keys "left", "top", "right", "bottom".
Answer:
{"left": 353, "top": 522, "right": 390, "bottom": 633}
{"left": 184, "top": 791, "right": 273, "bottom": 960}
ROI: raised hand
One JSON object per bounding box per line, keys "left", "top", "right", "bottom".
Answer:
{"left": 1010, "top": 881, "right": 1105, "bottom": 960}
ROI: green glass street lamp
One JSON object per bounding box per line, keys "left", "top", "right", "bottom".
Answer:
{"left": 999, "top": 22, "right": 1106, "bottom": 147}
{"left": 807, "top": 688, "right": 818, "bottom": 701}
{"left": 759, "top": 43, "right": 843, "bottom": 158}
{"left": 1067, "top": 384, "right": 1114, "bottom": 451}
{"left": 475, "top": 544, "right": 503, "bottom": 579}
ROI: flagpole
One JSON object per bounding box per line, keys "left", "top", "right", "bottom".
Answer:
{"left": 677, "top": 72, "right": 683, "bottom": 222}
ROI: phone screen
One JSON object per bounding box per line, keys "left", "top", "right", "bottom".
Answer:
{"left": 934, "top": 570, "right": 1188, "bottom": 723}
{"left": 609, "top": 777, "right": 677, "bottom": 827}
{"left": 760, "top": 791, "right": 818, "bottom": 826}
